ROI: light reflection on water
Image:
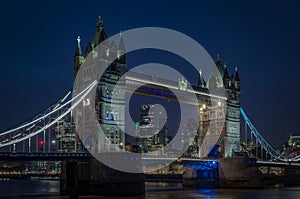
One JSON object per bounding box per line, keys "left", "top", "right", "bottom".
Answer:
{"left": 0, "top": 180, "right": 300, "bottom": 199}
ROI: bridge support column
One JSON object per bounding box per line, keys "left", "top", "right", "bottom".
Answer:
{"left": 61, "top": 156, "right": 145, "bottom": 197}
{"left": 182, "top": 167, "right": 219, "bottom": 189}
{"left": 218, "top": 158, "right": 262, "bottom": 188}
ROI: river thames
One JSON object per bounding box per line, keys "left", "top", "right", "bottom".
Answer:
{"left": 0, "top": 180, "right": 299, "bottom": 199}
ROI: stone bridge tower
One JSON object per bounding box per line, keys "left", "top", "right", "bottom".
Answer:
{"left": 198, "top": 55, "right": 241, "bottom": 158}
{"left": 74, "top": 17, "right": 126, "bottom": 152}
{"left": 223, "top": 65, "right": 241, "bottom": 158}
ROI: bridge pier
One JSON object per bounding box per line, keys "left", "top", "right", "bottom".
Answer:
{"left": 181, "top": 158, "right": 264, "bottom": 189}
{"left": 218, "top": 158, "right": 263, "bottom": 188}
{"left": 183, "top": 167, "right": 220, "bottom": 188}
{"left": 61, "top": 156, "right": 145, "bottom": 197}
{"left": 182, "top": 162, "right": 220, "bottom": 189}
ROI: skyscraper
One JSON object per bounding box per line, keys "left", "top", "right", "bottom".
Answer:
{"left": 135, "top": 104, "right": 167, "bottom": 152}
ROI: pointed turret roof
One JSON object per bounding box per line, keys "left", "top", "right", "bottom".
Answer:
{"left": 118, "top": 31, "right": 126, "bottom": 51}
{"left": 74, "top": 36, "right": 83, "bottom": 57}
{"left": 234, "top": 66, "right": 240, "bottom": 81}
{"left": 198, "top": 69, "right": 206, "bottom": 88}
{"left": 215, "top": 54, "right": 222, "bottom": 65}
{"left": 223, "top": 63, "right": 229, "bottom": 79}
{"left": 92, "top": 16, "right": 108, "bottom": 46}
{"left": 215, "top": 54, "right": 225, "bottom": 78}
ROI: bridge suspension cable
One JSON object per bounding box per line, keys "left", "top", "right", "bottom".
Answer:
{"left": 0, "top": 80, "right": 98, "bottom": 148}
{"left": 0, "top": 90, "right": 71, "bottom": 137}
{"left": 240, "top": 108, "right": 288, "bottom": 162}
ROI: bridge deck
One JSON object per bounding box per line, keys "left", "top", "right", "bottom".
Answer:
{"left": 0, "top": 152, "right": 91, "bottom": 161}
{"left": 257, "top": 160, "right": 300, "bottom": 167}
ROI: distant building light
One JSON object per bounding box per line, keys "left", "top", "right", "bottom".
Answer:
{"left": 39, "top": 140, "right": 45, "bottom": 145}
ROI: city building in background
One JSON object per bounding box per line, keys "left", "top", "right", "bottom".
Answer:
{"left": 54, "top": 118, "right": 76, "bottom": 153}
{"left": 135, "top": 104, "right": 168, "bottom": 153}
{"left": 288, "top": 135, "right": 300, "bottom": 150}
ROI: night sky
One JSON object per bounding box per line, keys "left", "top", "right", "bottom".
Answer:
{"left": 0, "top": 0, "right": 300, "bottom": 148}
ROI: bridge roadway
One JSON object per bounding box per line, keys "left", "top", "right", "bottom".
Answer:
{"left": 0, "top": 152, "right": 298, "bottom": 169}
{"left": 0, "top": 152, "right": 217, "bottom": 166}
{"left": 0, "top": 152, "right": 91, "bottom": 161}
{"left": 257, "top": 160, "right": 300, "bottom": 167}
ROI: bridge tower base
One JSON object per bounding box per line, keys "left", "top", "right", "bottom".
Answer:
{"left": 182, "top": 167, "right": 219, "bottom": 189}
{"left": 218, "top": 158, "right": 262, "bottom": 188}
{"left": 60, "top": 157, "right": 145, "bottom": 197}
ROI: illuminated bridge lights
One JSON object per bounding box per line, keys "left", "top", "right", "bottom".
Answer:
{"left": 142, "top": 87, "right": 175, "bottom": 96}
{"left": 179, "top": 160, "right": 219, "bottom": 171}
{"left": 123, "top": 156, "right": 139, "bottom": 161}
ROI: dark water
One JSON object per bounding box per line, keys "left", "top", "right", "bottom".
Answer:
{"left": 0, "top": 180, "right": 300, "bottom": 199}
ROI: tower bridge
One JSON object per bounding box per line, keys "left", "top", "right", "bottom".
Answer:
{"left": 73, "top": 17, "right": 241, "bottom": 159}
{"left": 0, "top": 17, "right": 299, "bottom": 195}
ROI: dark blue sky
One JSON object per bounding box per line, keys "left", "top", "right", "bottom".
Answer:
{"left": 0, "top": 0, "right": 299, "bottom": 147}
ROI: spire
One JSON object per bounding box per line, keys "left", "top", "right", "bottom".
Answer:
{"left": 118, "top": 31, "right": 126, "bottom": 51}
{"left": 234, "top": 66, "right": 240, "bottom": 81}
{"left": 215, "top": 54, "right": 222, "bottom": 65}
{"left": 223, "top": 63, "right": 229, "bottom": 79}
{"left": 97, "top": 16, "right": 104, "bottom": 28}
{"left": 222, "top": 63, "right": 230, "bottom": 89}
{"left": 74, "top": 36, "right": 83, "bottom": 57}
{"left": 92, "top": 16, "right": 108, "bottom": 46}
{"left": 74, "top": 36, "right": 84, "bottom": 79}
{"left": 117, "top": 31, "right": 126, "bottom": 65}
{"left": 215, "top": 54, "right": 224, "bottom": 78}
{"left": 198, "top": 69, "right": 206, "bottom": 88}
{"left": 230, "top": 74, "right": 235, "bottom": 88}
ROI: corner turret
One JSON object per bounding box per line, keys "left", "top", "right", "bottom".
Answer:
{"left": 197, "top": 69, "right": 206, "bottom": 88}
{"left": 74, "top": 36, "right": 85, "bottom": 78}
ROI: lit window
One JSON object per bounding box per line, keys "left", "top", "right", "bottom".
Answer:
{"left": 106, "top": 111, "right": 114, "bottom": 120}
{"left": 106, "top": 89, "right": 112, "bottom": 99}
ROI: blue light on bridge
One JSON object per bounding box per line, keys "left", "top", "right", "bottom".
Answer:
{"left": 124, "top": 156, "right": 139, "bottom": 161}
